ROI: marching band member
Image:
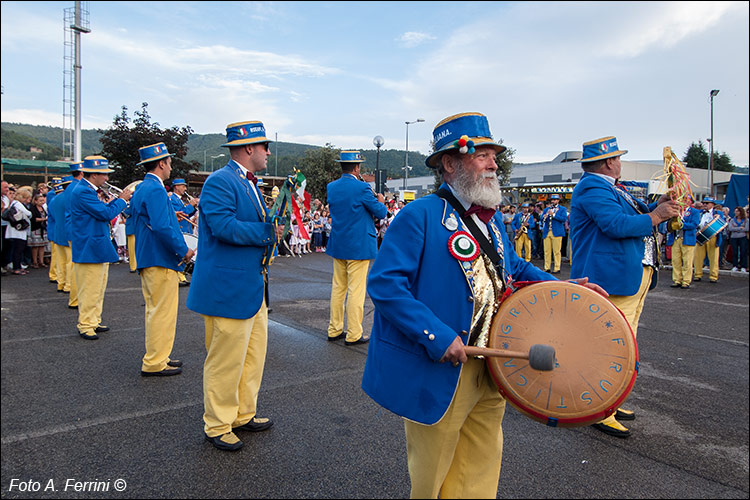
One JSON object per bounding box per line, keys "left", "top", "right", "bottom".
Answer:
{"left": 541, "top": 193, "right": 567, "bottom": 273}
{"left": 48, "top": 176, "right": 73, "bottom": 293}
{"left": 64, "top": 162, "right": 84, "bottom": 309}
{"left": 667, "top": 198, "right": 700, "bottom": 289}
{"left": 693, "top": 198, "right": 725, "bottom": 283}
{"left": 363, "top": 112, "right": 603, "bottom": 498}
{"left": 169, "top": 178, "right": 197, "bottom": 287}
{"left": 131, "top": 143, "right": 193, "bottom": 377}
{"left": 69, "top": 156, "right": 132, "bottom": 340}
{"left": 569, "top": 136, "right": 679, "bottom": 438}
{"left": 325, "top": 150, "right": 387, "bottom": 345}
{"left": 123, "top": 202, "right": 137, "bottom": 273}
{"left": 186, "top": 121, "right": 284, "bottom": 451}
{"left": 511, "top": 202, "right": 534, "bottom": 261}
{"left": 45, "top": 178, "right": 62, "bottom": 284}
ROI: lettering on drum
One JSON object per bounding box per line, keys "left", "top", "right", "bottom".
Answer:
{"left": 600, "top": 379, "right": 613, "bottom": 392}
{"left": 580, "top": 392, "right": 593, "bottom": 405}
{"left": 516, "top": 374, "right": 527, "bottom": 386}
{"left": 557, "top": 396, "right": 567, "bottom": 409}
{"left": 610, "top": 362, "right": 623, "bottom": 372}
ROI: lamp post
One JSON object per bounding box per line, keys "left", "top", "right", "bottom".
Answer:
{"left": 211, "top": 153, "right": 225, "bottom": 172}
{"left": 708, "top": 89, "right": 719, "bottom": 198}
{"left": 373, "top": 135, "right": 384, "bottom": 194}
{"left": 403, "top": 118, "right": 425, "bottom": 191}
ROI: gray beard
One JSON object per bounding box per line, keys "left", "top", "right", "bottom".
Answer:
{"left": 452, "top": 163, "right": 503, "bottom": 209}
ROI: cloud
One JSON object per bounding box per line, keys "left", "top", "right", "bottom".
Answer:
{"left": 396, "top": 31, "right": 436, "bottom": 48}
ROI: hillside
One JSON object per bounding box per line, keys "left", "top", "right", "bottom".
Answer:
{"left": 1, "top": 122, "right": 428, "bottom": 178}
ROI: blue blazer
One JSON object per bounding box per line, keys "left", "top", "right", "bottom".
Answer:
{"left": 666, "top": 206, "right": 701, "bottom": 246}
{"left": 45, "top": 190, "right": 56, "bottom": 242}
{"left": 186, "top": 161, "right": 276, "bottom": 320}
{"left": 541, "top": 205, "right": 568, "bottom": 238}
{"left": 69, "top": 180, "right": 127, "bottom": 264}
{"left": 64, "top": 178, "right": 80, "bottom": 244}
{"left": 362, "top": 186, "right": 554, "bottom": 425}
{"left": 51, "top": 185, "right": 72, "bottom": 247}
{"left": 123, "top": 203, "right": 136, "bottom": 236}
{"left": 326, "top": 174, "right": 387, "bottom": 261}
{"left": 169, "top": 192, "right": 196, "bottom": 234}
{"left": 511, "top": 211, "right": 536, "bottom": 233}
{"left": 569, "top": 173, "right": 656, "bottom": 296}
{"left": 131, "top": 174, "right": 189, "bottom": 272}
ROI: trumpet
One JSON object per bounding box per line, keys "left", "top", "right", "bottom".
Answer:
{"left": 101, "top": 181, "right": 142, "bottom": 199}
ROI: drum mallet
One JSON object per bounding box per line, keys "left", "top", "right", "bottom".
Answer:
{"left": 464, "top": 344, "right": 556, "bottom": 371}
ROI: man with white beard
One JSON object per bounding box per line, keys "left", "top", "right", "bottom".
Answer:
{"left": 362, "top": 112, "right": 606, "bottom": 498}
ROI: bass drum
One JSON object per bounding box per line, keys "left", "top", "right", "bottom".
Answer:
{"left": 486, "top": 281, "right": 638, "bottom": 427}
{"left": 182, "top": 233, "right": 198, "bottom": 274}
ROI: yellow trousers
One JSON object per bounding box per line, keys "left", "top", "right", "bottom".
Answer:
{"left": 48, "top": 242, "right": 59, "bottom": 282}
{"left": 140, "top": 267, "right": 179, "bottom": 372}
{"left": 127, "top": 234, "right": 137, "bottom": 272}
{"left": 55, "top": 243, "right": 70, "bottom": 292}
{"left": 66, "top": 241, "right": 78, "bottom": 307}
{"left": 694, "top": 236, "right": 719, "bottom": 281}
{"left": 597, "top": 266, "right": 652, "bottom": 427}
{"left": 543, "top": 233, "right": 562, "bottom": 272}
{"left": 671, "top": 238, "right": 696, "bottom": 286}
{"left": 607, "top": 266, "right": 652, "bottom": 339}
{"left": 202, "top": 303, "right": 268, "bottom": 438}
{"left": 404, "top": 358, "right": 506, "bottom": 499}
{"left": 328, "top": 259, "right": 370, "bottom": 341}
{"left": 514, "top": 233, "right": 531, "bottom": 262}
{"left": 75, "top": 262, "right": 109, "bottom": 335}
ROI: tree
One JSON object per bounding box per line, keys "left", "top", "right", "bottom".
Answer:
{"left": 682, "top": 140, "right": 736, "bottom": 172}
{"left": 97, "top": 103, "right": 200, "bottom": 186}
{"left": 298, "top": 143, "right": 341, "bottom": 201}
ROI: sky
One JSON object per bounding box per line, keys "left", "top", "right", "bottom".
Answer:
{"left": 1, "top": 1, "right": 749, "bottom": 166}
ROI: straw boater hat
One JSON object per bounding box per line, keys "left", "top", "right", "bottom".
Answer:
{"left": 137, "top": 142, "right": 175, "bottom": 165}
{"left": 80, "top": 155, "right": 114, "bottom": 173}
{"left": 69, "top": 161, "right": 83, "bottom": 172}
{"left": 579, "top": 136, "right": 628, "bottom": 163}
{"left": 335, "top": 151, "right": 365, "bottom": 163}
{"left": 171, "top": 178, "right": 186, "bottom": 187}
{"left": 425, "top": 112, "right": 507, "bottom": 168}
{"left": 221, "top": 121, "right": 271, "bottom": 147}
{"left": 550, "top": 194, "right": 561, "bottom": 200}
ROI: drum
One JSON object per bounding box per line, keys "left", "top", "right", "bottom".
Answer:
{"left": 485, "top": 281, "right": 638, "bottom": 428}
{"left": 183, "top": 233, "right": 198, "bottom": 262}
{"left": 696, "top": 215, "right": 727, "bottom": 246}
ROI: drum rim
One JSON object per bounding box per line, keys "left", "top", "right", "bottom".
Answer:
{"left": 485, "top": 281, "right": 639, "bottom": 427}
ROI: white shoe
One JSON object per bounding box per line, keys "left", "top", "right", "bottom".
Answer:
{"left": 732, "top": 267, "right": 738, "bottom": 272}
{"left": 742, "top": 268, "right": 748, "bottom": 273}
{"left": 20, "top": 263, "right": 28, "bottom": 269}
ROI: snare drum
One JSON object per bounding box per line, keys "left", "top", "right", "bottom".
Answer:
{"left": 696, "top": 215, "right": 727, "bottom": 246}
{"left": 183, "top": 233, "right": 198, "bottom": 262}
{"left": 485, "top": 281, "right": 638, "bottom": 427}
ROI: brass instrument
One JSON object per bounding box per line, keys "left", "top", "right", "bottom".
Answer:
{"left": 102, "top": 181, "right": 142, "bottom": 199}
{"left": 515, "top": 213, "right": 530, "bottom": 240}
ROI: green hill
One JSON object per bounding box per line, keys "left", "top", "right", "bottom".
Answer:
{"left": 1, "top": 122, "right": 427, "bottom": 178}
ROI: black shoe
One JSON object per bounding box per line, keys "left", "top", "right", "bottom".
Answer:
{"left": 94, "top": 325, "right": 110, "bottom": 333}
{"left": 345, "top": 337, "right": 370, "bottom": 346}
{"left": 129, "top": 270, "right": 137, "bottom": 273}
{"left": 615, "top": 408, "right": 636, "bottom": 421}
{"left": 68, "top": 305, "right": 78, "bottom": 309}
{"left": 57, "top": 289, "right": 65, "bottom": 293}
{"left": 709, "top": 279, "right": 718, "bottom": 283}
{"left": 551, "top": 270, "right": 561, "bottom": 274}
{"left": 544, "top": 269, "right": 551, "bottom": 273}
{"left": 670, "top": 283, "right": 681, "bottom": 288}
{"left": 327, "top": 333, "right": 345, "bottom": 342}
{"left": 179, "top": 281, "right": 190, "bottom": 287}
{"left": 267, "top": 308, "right": 273, "bottom": 314}
{"left": 693, "top": 277, "right": 702, "bottom": 282}
{"left": 78, "top": 331, "right": 99, "bottom": 340}
{"left": 141, "top": 366, "right": 182, "bottom": 377}
{"left": 681, "top": 284, "right": 690, "bottom": 289}
{"left": 233, "top": 417, "right": 274, "bottom": 433}
{"left": 205, "top": 432, "right": 243, "bottom": 451}
{"left": 591, "top": 422, "right": 631, "bottom": 438}
{"left": 167, "top": 360, "right": 183, "bottom": 367}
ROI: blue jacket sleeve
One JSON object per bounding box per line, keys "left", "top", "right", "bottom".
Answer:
{"left": 582, "top": 184, "right": 654, "bottom": 239}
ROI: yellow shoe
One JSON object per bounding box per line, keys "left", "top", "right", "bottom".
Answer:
{"left": 591, "top": 416, "right": 631, "bottom": 438}
{"left": 615, "top": 408, "right": 636, "bottom": 421}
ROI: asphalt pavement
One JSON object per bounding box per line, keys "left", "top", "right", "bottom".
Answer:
{"left": 1, "top": 252, "right": 748, "bottom": 499}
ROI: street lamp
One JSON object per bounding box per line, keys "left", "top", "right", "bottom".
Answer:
{"left": 373, "top": 135, "right": 384, "bottom": 194}
{"left": 708, "top": 89, "right": 719, "bottom": 198}
{"left": 403, "top": 118, "right": 425, "bottom": 191}
{"left": 211, "top": 153, "right": 225, "bottom": 172}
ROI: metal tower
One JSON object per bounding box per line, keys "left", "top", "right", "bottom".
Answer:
{"left": 63, "top": 1, "right": 90, "bottom": 162}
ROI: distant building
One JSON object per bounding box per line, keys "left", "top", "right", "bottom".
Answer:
{"left": 373, "top": 150, "right": 737, "bottom": 205}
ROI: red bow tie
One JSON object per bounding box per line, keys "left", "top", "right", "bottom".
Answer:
{"left": 246, "top": 172, "right": 258, "bottom": 185}
{"left": 464, "top": 204, "right": 496, "bottom": 224}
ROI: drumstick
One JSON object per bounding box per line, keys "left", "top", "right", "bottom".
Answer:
{"left": 464, "top": 344, "right": 556, "bottom": 371}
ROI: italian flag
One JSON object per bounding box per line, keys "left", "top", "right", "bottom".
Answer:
{"left": 295, "top": 171, "right": 311, "bottom": 211}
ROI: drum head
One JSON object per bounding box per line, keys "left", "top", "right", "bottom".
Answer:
{"left": 486, "top": 281, "right": 638, "bottom": 428}
{"left": 183, "top": 233, "right": 198, "bottom": 261}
